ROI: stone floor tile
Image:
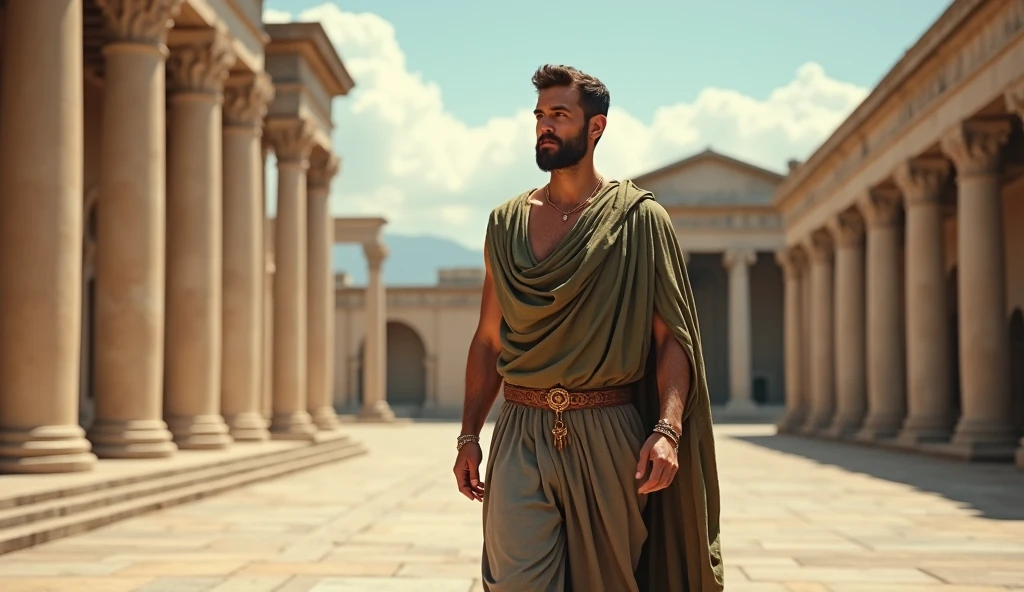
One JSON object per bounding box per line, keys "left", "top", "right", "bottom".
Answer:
{"left": 0, "top": 577, "right": 154, "bottom": 592}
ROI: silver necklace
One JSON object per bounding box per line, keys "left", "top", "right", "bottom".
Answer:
{"left": 545, "top": 177, "right": 604, "bottom": 221}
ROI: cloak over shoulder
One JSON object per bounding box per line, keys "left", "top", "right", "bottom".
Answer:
{"left": 484, "top": 180, "right": 725, "bottom": 591}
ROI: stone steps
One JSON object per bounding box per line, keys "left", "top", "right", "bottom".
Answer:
{"left": 0, "top": 433, "right": 366, "bottom": 555}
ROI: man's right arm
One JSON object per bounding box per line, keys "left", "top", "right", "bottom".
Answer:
{"left": 460, "top": 241, "right": 504, "bottom": 437}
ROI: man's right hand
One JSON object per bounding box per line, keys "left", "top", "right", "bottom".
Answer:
{"left": 453, "top": 443, "right": 485, "bottom": 502}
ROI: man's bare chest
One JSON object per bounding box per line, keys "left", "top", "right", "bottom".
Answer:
{"left": 527, "top": 203, "right": 583, "bottom": 263}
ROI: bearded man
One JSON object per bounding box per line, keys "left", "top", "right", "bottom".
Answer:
{"left": 453, "top": 64, "right": 724, "bottom": 592}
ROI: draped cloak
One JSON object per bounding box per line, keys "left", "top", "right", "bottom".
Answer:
{"left": 484, "top": 179, "right": 725, "bottom": 592}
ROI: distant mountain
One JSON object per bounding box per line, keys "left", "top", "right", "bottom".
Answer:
{"left": 332, "top": 233, "right": 485, "bottom": 286}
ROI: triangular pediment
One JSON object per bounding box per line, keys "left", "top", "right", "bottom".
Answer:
{"left": 631, "top": 149, "right": 784, "bottom": 207}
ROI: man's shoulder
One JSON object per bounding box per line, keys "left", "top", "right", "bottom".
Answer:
{"left": 619, "top": 179, "right": 670, "bottom": 222}
{"left": 487, "top": 188, "right": 534, "bottom": 223}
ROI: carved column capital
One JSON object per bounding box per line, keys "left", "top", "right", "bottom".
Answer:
{"left": 723, "top": 247, "right": 756, "bottom": 270}
{"left": 266, "top": 118, "right": 316, "bottom": 167}
{"left": 97, "top": 0, "right": 183, "bottom": 46}
{"left": 363, "top": 242, "right": 388, "bottom": 269}
{"left": 167, "top": 30, "right": 236, "bottom": 95}
{"left": 775, "top": 246, "right": 807, "bottom": 279}
{"left": 939, "top": 118, "right": 1012, "bottom": 176}
{"left": 893, "top": 156, "right": 950, "bottom": 206}
{"left": 827, "top": 207, "right": 866, "bottom": 248}
{"left": 224, "top": 72, "right": 274, "bottom": 127}
{"left": 308, "top": 152, "right": 341, "bottom": 190}
{"left": 857, "top": 187, "right": 903, "bottom": 229}
{"left": 803, "top": 228, "right": 834, "bottom": 264}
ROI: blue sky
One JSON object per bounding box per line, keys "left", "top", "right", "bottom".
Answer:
{"left": 264, "top": 0, "right": 950, "bottom": 250}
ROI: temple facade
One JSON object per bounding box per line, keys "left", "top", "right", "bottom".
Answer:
{"left": 0, "top": 1, "right": 389, "bottom": 475}
{"left": 773, "top": 0, "right": 1024, "bottom": 470}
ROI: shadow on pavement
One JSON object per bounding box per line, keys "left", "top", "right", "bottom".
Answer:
{"left": 735, "top": 432, "right": 1024, "bottom": 521}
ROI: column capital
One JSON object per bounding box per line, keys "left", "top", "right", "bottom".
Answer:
{"left": 308, "top": 152, "right": 341, "bottom": 190}
{"left": 803, "top": 228, "right": 834, "bottom": 264}
{"left": 97, "top": 0, "right": 184, "bottom": 46}
{"left": 939, "top": 118, "right": 1012, "bottom": 176}
{"left": 167, "top": 29, "right": 236, "bottom": 95}
{"left": 266, "top": 118, "right": 316, "bottom": 167}
{"left": 857, "top": 186, "right": 903, "bottom": 229}
{"left": 363, "top": 242, "right": 389, "bottom": 268}
{"left": 893, "top": 156, "right": 950, "bottom": 206}
{"left": 224, "top": 72, "right": 274, "bottom": 128}
{"left": 775, "top": 246, "right": 807, "bottom": 279}
{"left": 827, "top": 207, "right": 865, "bottom": 248}
{"left": 723, "top": 247, "right": 756, "bottom": 270}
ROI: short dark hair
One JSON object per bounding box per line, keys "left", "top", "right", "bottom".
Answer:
{"left": 531, "top": 64, "right": 610, "bottom": 122}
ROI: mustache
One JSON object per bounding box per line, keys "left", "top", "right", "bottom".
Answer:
{"left": 537, "top": 134, "right": 561, "bottom": 146}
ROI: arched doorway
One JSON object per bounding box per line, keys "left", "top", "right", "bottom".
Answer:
{"left": 356, "top": 320, "right": 428, "bottom": 415}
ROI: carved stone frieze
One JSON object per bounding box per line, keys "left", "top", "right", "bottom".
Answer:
{"left": 672, "top": 213, "right": 782, "bottom": 230}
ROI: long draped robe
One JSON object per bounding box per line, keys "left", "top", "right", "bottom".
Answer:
{"left": 484, "top": 179, "right": 725, "bottom": 591}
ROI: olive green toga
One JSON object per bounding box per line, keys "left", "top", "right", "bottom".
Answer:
{"left": 480, "top": 180, "right": 724, "bottom": 591}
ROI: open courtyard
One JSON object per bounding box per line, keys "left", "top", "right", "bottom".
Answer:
{"left": 0, "top": 421, "right": 1020, "bottom": 592}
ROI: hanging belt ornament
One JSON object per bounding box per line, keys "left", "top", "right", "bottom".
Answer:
{"left": 545, "top": 388, "right": 571, "bottom": 450}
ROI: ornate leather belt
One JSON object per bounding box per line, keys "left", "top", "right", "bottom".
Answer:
{"left": 502, "top": 383, "right": 633, "bottom": 450}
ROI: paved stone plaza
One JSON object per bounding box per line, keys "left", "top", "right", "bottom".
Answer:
{"left": 0, "top": 421, "right": 1022, "bottom": 591}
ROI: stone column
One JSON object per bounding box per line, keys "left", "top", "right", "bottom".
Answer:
{"left": 89, "top": 0, "right": 182, "bottom": 458}
{"left": 221, "top": 72, "right": 274, "bottom": 441}
{"left": 856, "top": 188, "right": 906, "bottom": 441}
{"left": 261, "top": 140, "right": 273, "bottom": 424}
{"left": 163, "top": 30, "right": 235, "bottom": 449}
{"left": 774, "top": 247, "right": 808, "bottom": 433}
{"left": 266, "top": 118, "right": 317, "bottom": 440}
{"left": 801, "top": 230, "right": 836, "bottom": 434}
{"left": 893, "top": 156, "right": 956, "bottom": 445}
{"left": 1005, "top": 84, "right": 1024, "bottom": 471}
{"left": 359, "top": 242, "right": 395, "bottom": 421}
{"left": 825, "top": 209, "right": 867, "bottom": 438}
{"left": 723, "top": 248, "right": 757, "bottom": 411}
{"left": 0, "top": 0, "right": 96, "bottom": 473}
{"left": 940, "top": 119, "right": 1017, "bottom": 459}
{"left": 307, "top": 152, "right": 342, "bottom": 430}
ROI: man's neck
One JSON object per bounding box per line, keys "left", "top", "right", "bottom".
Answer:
{"left": 547, "top": 164, "right": 602, "bottom": 209}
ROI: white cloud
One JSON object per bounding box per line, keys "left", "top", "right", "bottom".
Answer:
{"left": 268, "top": 4, "right": 869, "bottom": 251}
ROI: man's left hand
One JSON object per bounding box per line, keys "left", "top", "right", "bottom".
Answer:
{"left": 635, "top": 433, "right": 678, "bottom": 494}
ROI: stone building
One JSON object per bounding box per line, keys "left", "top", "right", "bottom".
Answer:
{"left": 773, "top": 0, "right": 1024, "bottom": 471}
{"left": 0, "top": 1, "right": 389, "bottom": 477}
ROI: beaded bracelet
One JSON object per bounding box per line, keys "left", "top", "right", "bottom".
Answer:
{"left": 456, "top": 434, "right": 480, "bottom": 451}
{"left": 652, "top": 420, "right": 680, "bottom": 449}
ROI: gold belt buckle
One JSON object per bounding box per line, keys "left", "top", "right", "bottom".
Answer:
{"left": 545, "top": 388, "right": 571, "bottom": 451}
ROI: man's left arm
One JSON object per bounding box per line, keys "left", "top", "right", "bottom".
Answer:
{"left": 635, "top": 310, "right": 691, "bottom": 494}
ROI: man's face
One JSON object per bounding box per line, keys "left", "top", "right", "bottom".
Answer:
{"left": 533, "top": 86, "right": 591, "bottom": 172}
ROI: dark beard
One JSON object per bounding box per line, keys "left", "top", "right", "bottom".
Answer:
{"left": 535, "top": 123, "right": 590, "bottom": 172}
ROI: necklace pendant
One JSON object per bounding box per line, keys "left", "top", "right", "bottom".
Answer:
{"left": 562, "top": 214, "right": 568, "bottom": 221}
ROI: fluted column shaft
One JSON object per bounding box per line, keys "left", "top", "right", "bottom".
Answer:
{"left": 267, "top": 118, "right": 317, "bottom": 440}
{"left": 801, "top": 231, "right": 835, "bottom": 434}
{"left": 221, "top": 73, "right": 274, "bottom": 441}
{"left": 724, "top": 248, "right": 757, "bottom": 411}
{"left": 163, "top": 31, "right": 235, "bottom": 449}
{"left": 0, "top": 0, "right": 96, "bottom": 473}
{"left": 359, "top": 243, "right": 395, "bottom": 421}
{"left": 826, "top": 210, "right": 867, "bottom": 438}
{"left": 857, "top": 189, "right": 906, "bottom": 441}
{"left": 895, "top": 157, "right": 955, "bottom": 444}
{"left": 775, "top": 247, "right": 808, "bottom": 433}
{"left": 307, "top": 153, "right": 341, "bottom": 430}
{"left": 89, "top": 0, "right": 182, "bottom": 458}
{"left": 941, "top": 119, "right": 1017, "bottom": 458}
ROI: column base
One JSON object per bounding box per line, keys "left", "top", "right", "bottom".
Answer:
{"left": 724, "top": 398, "right": 758, "bottom": 412}
{"left": 88, "top": 419, "right": 177, "bottom": 459}
{"left": 896, "top": 416, "right": 954, "bottom": 446}
{"left": 775, "top": 409, "right": 807, "bottom": 434}
{"left": 312, "top": 406, "right": 341, "bottom": 431}
{"left": 270, "top": 411, "right": 317, "bottom": 441}
{"left": 166, "top": 414, "right": 233, "bottom": 450}
{"left": 0, "top": 424, "right": 96, "bottom": 474}
{"left": 822, "top": 413, "right": 865, "bottom": 439}
{"left": 854, "top": 415, "right": 903, "bottom": 442}
{"left": 224, "top": 412, "right": 270, "bottom": 442}
{"left": 950, "top": 417, "right": 1018, "bottom": 452}
{"left": 798, "top": 411, "right": 833, "bottom": 436}
{"left": 921, "top": 439, "right": 1018, "bottom": 462}
{"left": 357, "top": 400, "right": 396, "bottom": 422}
